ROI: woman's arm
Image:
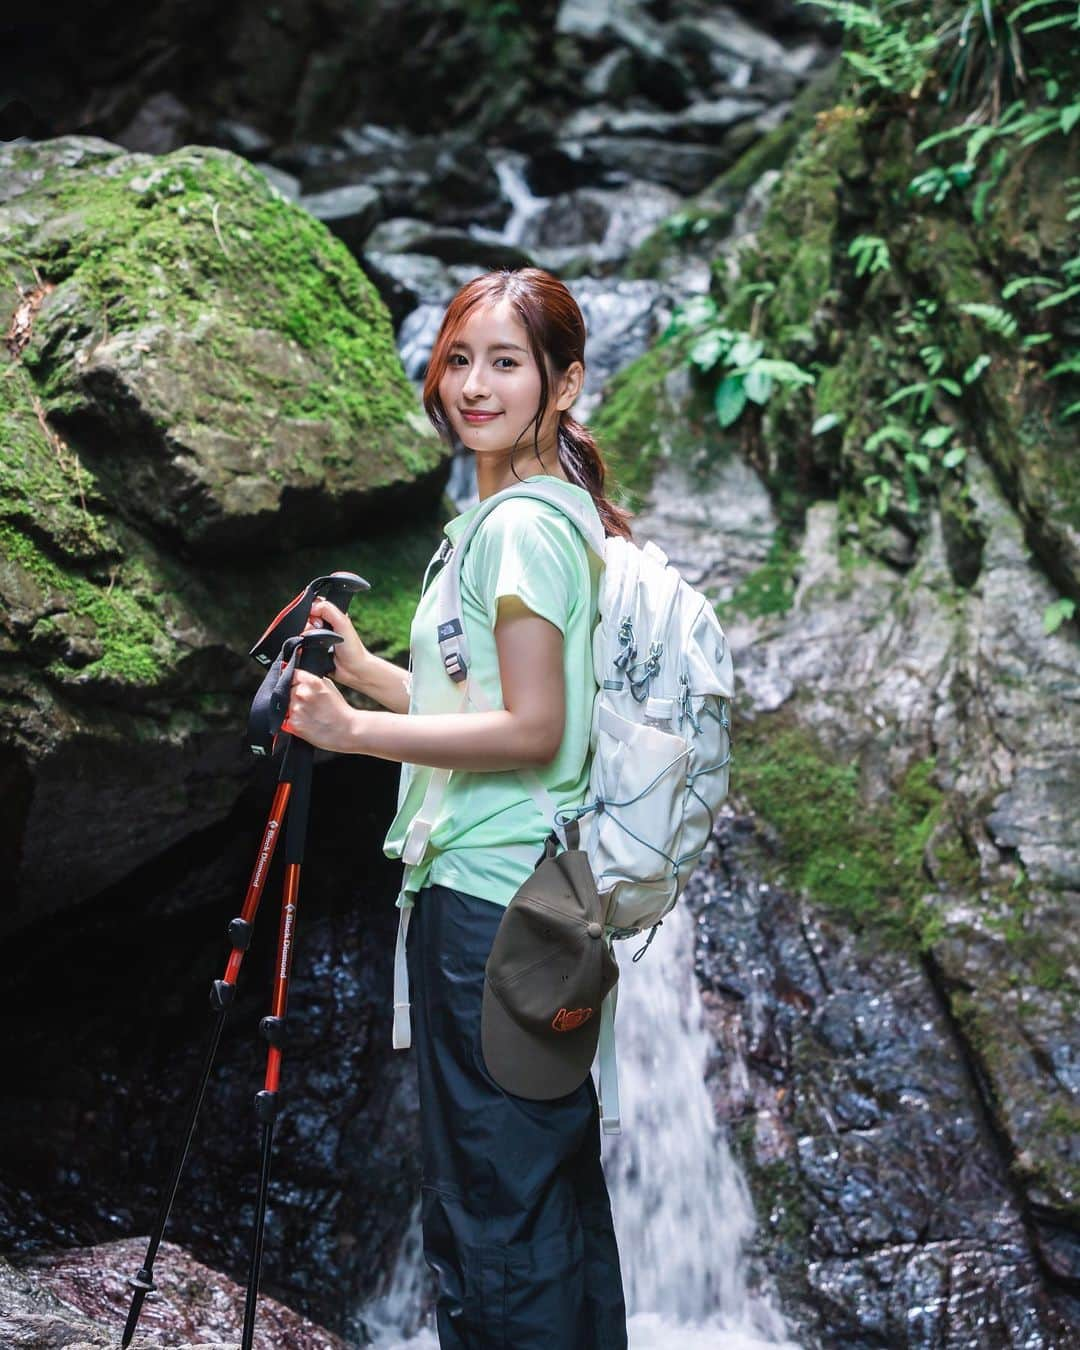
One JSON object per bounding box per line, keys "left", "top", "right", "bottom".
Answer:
{"left": 283, "top": 596, "right": 566, "bottom": 771}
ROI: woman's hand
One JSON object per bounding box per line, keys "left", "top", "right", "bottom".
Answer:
{"left": 281, "top": 669, "right": 364, "bottom": 753}
{"left": 307, "top": 597, "right": 371, "bottom": 690}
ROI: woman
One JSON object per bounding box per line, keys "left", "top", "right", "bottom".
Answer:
{"left": 283, "top": 267, "right": 631, "bottom": 1348}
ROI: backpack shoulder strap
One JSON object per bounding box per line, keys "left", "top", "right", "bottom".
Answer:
{"left": 436, "top": 480, "right": 606, "bottom": 688}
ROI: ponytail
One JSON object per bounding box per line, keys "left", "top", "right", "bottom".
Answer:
{"left": 556, "top": 415, "right": 633, "bottom": 541}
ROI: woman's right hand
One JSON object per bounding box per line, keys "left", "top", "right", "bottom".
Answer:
{"left": 307, "top": 597, "right": 371, "bottom": 692}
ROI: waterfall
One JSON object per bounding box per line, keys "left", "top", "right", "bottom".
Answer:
{"left": 359, "top": 901, "right": 799, "bottom": 1349}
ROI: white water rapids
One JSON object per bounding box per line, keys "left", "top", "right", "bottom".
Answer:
{"left": 359, "top": 902, "right": 800, "bottom": 1349}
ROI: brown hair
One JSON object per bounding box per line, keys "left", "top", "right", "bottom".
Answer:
{"left": 421, "top": 267, "right": 633, "bottom": 540}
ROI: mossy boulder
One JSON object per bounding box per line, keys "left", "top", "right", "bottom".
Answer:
{"left": 0, "top": 137, "right": 451, "bottom": 931}
{"left": 0, "top": 136, "right": 445, "bottom": 556}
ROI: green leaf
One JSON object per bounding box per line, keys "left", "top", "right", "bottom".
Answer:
{"left": 689, "top": 330, "right": 728, "bottom": 370}
{"left": 964, "top": 354, "right": 991, "bottom": 383}
{"left": 1036, "top": 284, "right": 1080, "bottom": 310}
{"left": 743, "top": 366, "right": 774, "bottom": 404}
{"left": 938, "top": 378, "right": 963, "bottom": 397}
{"left": 906, "top": 451, "right": 932, "bottom": 474}
{"left": 865, "top": 423, "right": 914, "bottom": 454}
{"left": 920, "top": 424, "right": 953, "bottom": 448}
{"left": 1042, "top": 598, "right": 1076, "bottom": 635}
{"left": 714, "top": 376, "right": 748, "bottom": 428}
{"left": 812, "top": 412, "right": 842, "bottom": 435}
{"left": 729, "top": 336, "right": 764, "bottom": 367}
{"left": 1001, "top": 276, "right": 1056, "bottom": 298}
{"left": 943, "top": 446, "right": 967, "bottom": 469}
{"left": 882, "top": 382, "right": 929, "bottom": 409}
{"left": 747, "top": 359, "right": 815, "bottom": 387}
{"left": 1061, "top": 105, "right": 1080, "bottom": 136}
{"left": 958, "top": 302, "right": 1019, "bottom": 339}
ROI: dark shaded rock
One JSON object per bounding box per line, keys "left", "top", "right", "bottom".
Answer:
{"left": 380, "top": 227, "right": 534, "bottom": 272}
{"left": 0, "top": 753, "right": 420, "bottom": 1341}
{"left": 278, "top": 133, "right": 510, "bottom": 232}
{"left": 114, "top": 91, "right": 195, "bottom": 156}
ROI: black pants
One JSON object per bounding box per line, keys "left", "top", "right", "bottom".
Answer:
{"left": 405, "top": 881, "right": 628, "bottom": 1350}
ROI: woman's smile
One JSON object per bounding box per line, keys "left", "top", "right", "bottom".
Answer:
{"left": 461, "top": 409, "right": 503, "bottom": 423}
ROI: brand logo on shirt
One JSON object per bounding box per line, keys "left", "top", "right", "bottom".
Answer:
{"left": 551, "top": 1007, "right": 593, "bottom": 1032}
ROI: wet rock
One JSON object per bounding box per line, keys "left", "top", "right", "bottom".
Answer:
{"left": 672, "top": 8, "right": 796, "bottom": 76}
{"left": 630, "top": 451, "right": 778, "bottom": 599}
{"left": 532, "top": 135, "right": 744, "bottom": 196}
{"left": 0, "top": 1240, "right": 347, "bottom": 1349}
{"left": 285, "top": 132, "right": 509, "bottom": 232}
{"left": 251, "top": 161, "right": 301, "bottom": 201}
{"left": 298, "top": 182, "right": 381, "bottom": 254}
{"left": 689, "top": 811, "right": 1078, "bottom": 1346}
{"left": 525, "top": 181, "right": 685, "bottom": 278}
{"left": 211, "top": 119, "right": 275, "bottom": 159}
{"left": 0, "top": 754, "right": 420, "bottom": 1339}
{"left": 561, "top": 95, "right": 769, "bottom": 142}
{"left": 584, "top": 48, "right": 637, "bottom": 102}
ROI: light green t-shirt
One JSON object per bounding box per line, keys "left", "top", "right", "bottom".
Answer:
{"left": 382, "top": 475, "right": 603, "bottom": 908}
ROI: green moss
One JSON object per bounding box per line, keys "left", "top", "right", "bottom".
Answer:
{"left": 591, "top": 342, "right": 686, "bottom": 514}
{"left": 736, "top": 715, "right": 945, "bottom": 947}
{"left": 716, "top": 532, "right": 799, "bottom": 622}
{"left": 0, "top": 523, "right": 171, "bottom": 684}
{"left": 723, "top": 105, "right": 867, "bottom": 343}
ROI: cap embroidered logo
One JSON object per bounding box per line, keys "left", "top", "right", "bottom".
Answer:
{"left": 551, "top": 1007, "right": 593, "bottom": 1032}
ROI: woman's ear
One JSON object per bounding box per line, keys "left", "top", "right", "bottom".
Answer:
{"left": 556, "top": 360, "right": 585, "bottom": 411}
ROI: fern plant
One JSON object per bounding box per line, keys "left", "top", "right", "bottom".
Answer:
{"left": 848, "top": 234, "right": 892, "bottom": 276}
{"left": 661, "top": 297, "right": 815, "bottom": 429}
{"left": 803, "top": 0, "right": 938, "bottom": 96}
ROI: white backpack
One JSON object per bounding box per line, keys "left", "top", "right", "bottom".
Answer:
{"left": 392, "top": 479, "right": 734, "bottom": 1131}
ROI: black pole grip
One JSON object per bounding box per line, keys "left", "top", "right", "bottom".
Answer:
{"left": 249, "top": 571, "right": 370, "bottom": 666}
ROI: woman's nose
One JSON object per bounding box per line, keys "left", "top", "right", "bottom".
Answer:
{"left": 461, "top": 365, "right": 489, "bottom": 399}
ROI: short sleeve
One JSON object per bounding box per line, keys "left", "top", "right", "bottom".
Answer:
{"left": 463, "top": 498, "right": 582, "bottom": 635}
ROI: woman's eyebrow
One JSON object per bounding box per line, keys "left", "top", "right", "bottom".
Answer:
{"left": 449, "top": 340, "right": 529, "bottom": 353}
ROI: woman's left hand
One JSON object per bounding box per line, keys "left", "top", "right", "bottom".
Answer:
{"left": 281, "top": 669, "right": 362, "bottom": 753}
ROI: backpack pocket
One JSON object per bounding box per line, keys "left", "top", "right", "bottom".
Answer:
{"left": 590, "top": 704, "right": 689, "bottom": 928}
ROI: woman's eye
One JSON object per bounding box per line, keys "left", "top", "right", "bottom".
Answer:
{"left": 447, "top": 354, "right": 518, "bottom": 369}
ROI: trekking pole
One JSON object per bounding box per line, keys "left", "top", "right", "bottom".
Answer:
{"left": 241, "top": 628, "right": 339, "bottom": 1350}
{"left": 120, "top": 573, "right": 368, "bottom": 1348}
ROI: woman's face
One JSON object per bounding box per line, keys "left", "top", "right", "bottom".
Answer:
{"left": 437, "top": 300, "right": 569, "bottom": 465}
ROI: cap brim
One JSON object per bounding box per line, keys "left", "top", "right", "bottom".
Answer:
{"left": 481, "top": 976, "right": 601, "bottom": 1101}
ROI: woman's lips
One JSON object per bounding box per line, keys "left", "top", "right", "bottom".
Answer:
{"left": 461, "top": 410, "right": 501, "bottom": 422}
